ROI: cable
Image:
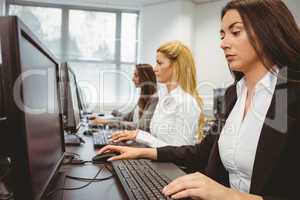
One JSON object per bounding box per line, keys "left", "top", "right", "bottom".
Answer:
{"left": 103, "top": 164, "right": 114, "bottom": 175}
{"left": 66, "top": 169, "right": 113, "bottom": 182}
{"left": 65, "top": 152, "right": 80, "bottom": 158}
{"left": 46, "top": 168, "right": 101, "bottom": 198}
{"left": 65, "top": 163, "right": 114, "bottom": 181}
{"left": 45, "top": 164, "right": 112, "bottom": 198}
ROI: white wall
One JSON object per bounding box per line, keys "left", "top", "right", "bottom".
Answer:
{"left": 194, "top": 0, "right": 230, "bottom": 113}
{"left": 140, "top": 0, "right": 195, "bottom": 64}
{"left": 285, "top": 0, "right": 300, "bottom": 23}
{"left": 0, "top": 0, "right": 5, "bottom": 16}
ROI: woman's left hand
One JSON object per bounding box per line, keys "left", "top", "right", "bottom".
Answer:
{"left": 110, "top": 130, "right": 138, "bottom": 143}
{"left": 162, "top": 172, "right": 233, "bottom": 200}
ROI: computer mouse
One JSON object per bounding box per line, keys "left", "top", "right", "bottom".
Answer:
{"left": 83, "top": 129, "right": 97, "bottom": 136}
{"left": 87, "top": 116, "right": 96, "bottom": 120}
{"left": 88, "top": 123, "right": 103, "bottom": 129}
{"left": 98, "top": 113, "right": 105, "bottom": 116}
{"left": 92, "top": 152, "right": 118, "bottom": 163}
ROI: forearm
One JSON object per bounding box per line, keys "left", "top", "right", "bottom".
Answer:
{"left": 227, "top": 188, "right": 263, "bottom": 200}
{"left": 157, "top": 134, "right": 217, "bottom": 171}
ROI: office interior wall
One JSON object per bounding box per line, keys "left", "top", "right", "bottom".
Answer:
{"left": 0, "top": 0, "right": 5, "bottom": 16}
{"left": 140, "top": 0, "right": 195, "bottom": 65}
{"left": 285, "top": 0, "right": 300, "bottom": 22}
{"left": 194, "top": 0, "right": 231, "bottom": 114}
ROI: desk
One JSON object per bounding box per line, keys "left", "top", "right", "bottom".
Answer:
{"left": 57, "top": 126, "right": 185, "bottom": 200}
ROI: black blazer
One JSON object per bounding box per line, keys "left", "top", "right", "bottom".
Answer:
{"left": 157, "top": 67, "right": 300, "bottom": 200}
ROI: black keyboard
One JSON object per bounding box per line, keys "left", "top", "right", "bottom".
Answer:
{"left": 112, "top": 159, "right": 172, "bottom": 200}
{"left": 92, "top": 131, "right": 110, "bottom": 148}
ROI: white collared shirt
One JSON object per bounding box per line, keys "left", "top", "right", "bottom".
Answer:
{"left": 136, "top": 86, "right": 201, "bottom": 148}
{"left": 218, "top": 69, "right": 278, "bottom": 193}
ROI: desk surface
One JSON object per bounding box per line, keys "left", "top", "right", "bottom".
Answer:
{"left": 59, "top": 125, "right": 185, "bottom": 200}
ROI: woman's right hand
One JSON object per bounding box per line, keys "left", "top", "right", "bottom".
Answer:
{"left": 97, "top": 145, "right": 157, "bottom": 161}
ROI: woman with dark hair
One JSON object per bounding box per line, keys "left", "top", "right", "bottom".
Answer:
{"left": 97, "top": 0, "right": 300, "bottom": 199}
{"left": 93, "top": 64, "right": 158, "bottom": 132}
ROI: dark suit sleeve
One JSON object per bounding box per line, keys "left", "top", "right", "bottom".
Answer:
{"left": 156, "top": 134, "right": 217, "bottom": 172}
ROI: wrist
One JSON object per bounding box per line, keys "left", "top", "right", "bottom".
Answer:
{"left": 140, "top": 148, "right": 157, "bottom": 160}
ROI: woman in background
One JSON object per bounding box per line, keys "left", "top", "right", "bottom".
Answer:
{"left": 109, "top": 41, "right": 205, "bottom": 147}
{"left": 93, "top": 64, "right": 158, "bottom": 132}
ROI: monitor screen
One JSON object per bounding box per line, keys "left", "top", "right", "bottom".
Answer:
{"left": 68, "top": 69, "right": 81, "bottom": 130}
{"left": 19, "top": 32, "right": 64, "bottom": 200}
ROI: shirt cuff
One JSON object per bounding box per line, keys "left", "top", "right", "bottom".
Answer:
{"left": 135, "top": 130, "right": 150, "bottom": 146}
{"left": 156, "top": 146, "right": 175, "bottom": 162}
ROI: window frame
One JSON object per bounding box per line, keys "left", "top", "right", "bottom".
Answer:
{"left": 6, "top": 0, "right": 140, "bottom": 65}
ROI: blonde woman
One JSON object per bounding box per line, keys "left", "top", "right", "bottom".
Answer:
{"left": 110, "top": 41, "right": 205, "bottom": 148}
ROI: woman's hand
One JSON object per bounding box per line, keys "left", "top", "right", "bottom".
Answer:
{"left": 110, "top": 130, "right": 138, "bottom": 142}
{"left": 91, "top": 117, "right": 110, "bottom": 125}
{"left": 97, "top": 145, "right": 157, "bottom": 161}
{"left": 162, "top": 172, "right": 233, "bottom": 200}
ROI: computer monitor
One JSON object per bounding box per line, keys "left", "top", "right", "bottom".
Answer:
{"left": 58, "top": 62, "right": 81, "bottom": 132}
{"left": 77, "top": 85, "right": 91, "bottom": 115}
{"left": 77, "top": 86, "right": 87, "bottom": 112}
{"left": 58, "top": 62, "right": 69, "bottom": 120}
{"left": 213, "top": 88, "right": 226, "bottom": 119}
{"left": 66, "top": 68, "right": 81, "bottom": 132}
{"left": 0, "top": 16, "right": 64, "bottom": 200}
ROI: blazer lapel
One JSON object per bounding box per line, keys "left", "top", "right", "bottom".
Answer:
{"left": 250, "top": 68, "right": 288, "bottom": 194}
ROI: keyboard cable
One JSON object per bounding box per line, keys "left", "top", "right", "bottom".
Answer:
{"left": 45, "top": 164, "right": 114, "bottom": 198}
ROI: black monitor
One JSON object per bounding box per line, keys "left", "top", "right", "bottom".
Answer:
{"left": 213, "top": 88, "right": 226, "bottom": 119}
{"left": 77, "top": 85, "right": 91, "bottom": 115}
{"left": 66, "top": 68, "right": 81, "bottom": 132}
{"left": 58, "top": 62, "right": 69, "bottom": 120}
{"left": 58, "top": 62, "right": 81, "bottom": 132}
{"left": 0, "top": 16, "right": 64, "bottom": 200}
{"left": 77, "top": 86, "right": 87, "bottom": 112}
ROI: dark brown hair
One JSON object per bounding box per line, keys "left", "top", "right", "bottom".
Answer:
{"left": 221, "top": 0, "right": 300, "bottom": 82}
{"left": 136, "top": 64, "right": 157, "bottom": 117}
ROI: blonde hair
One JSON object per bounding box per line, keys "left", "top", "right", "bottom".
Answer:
{"left": 157, "top": 41, "right": 205, "bottom": 141}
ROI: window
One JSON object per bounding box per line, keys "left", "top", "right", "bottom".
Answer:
{"left": 8, "top": 2, "right": 139, "bottom": 110}
{"left": 9, "top": 5, "right": 62, "bottom": 57}
{"left": 68, "top": 10, "right": 116, "bottom": 61}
